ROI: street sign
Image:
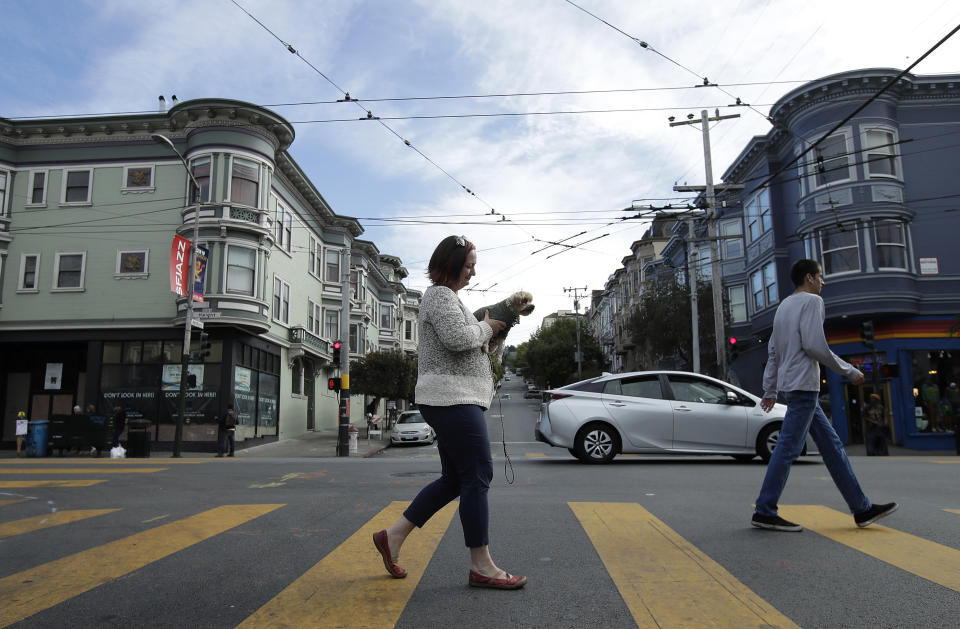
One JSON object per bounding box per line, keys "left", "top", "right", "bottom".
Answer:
{"left": 191, "top": 318, "right": 204, "bottom": 330}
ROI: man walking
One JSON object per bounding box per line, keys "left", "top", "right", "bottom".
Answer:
{"left": 217, "top": 402, "right": 238, "bottom": 458}
{"left": 752, "top": 259, "right": 897, "bottom": 532}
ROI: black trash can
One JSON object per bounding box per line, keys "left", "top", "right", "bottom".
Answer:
{"left": 126, "top": 419, "right": 152, "bottom": 458}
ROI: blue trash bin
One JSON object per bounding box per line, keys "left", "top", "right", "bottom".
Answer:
{"left": 26, "top": 420, "right": 50, "bottom": 457}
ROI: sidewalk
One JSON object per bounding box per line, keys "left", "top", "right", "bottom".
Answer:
{"left": 236, "top": 425, "right": 393, "bottom": 459}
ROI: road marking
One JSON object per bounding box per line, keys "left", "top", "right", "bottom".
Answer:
{"left": 238, "top": 501, "right": 457, "bottom": 629}
{"left": 0, "top": 480, "right": 107, "bottom": 488}
{"left": 570, "top": 502, "right": 799, "bottom": 629}
{"left": 932, "top": 460, "right": 960, "bottom": 464}
{"left": 0, "top": 504, "right": 283, "bottom": 627}
{"left": 779, "top": 505, "right": 960, "bottom": 593}
{"left": 142, "top": 514, "right": 169, "bottom": 523}
{"left": 525, "top": 453, "right": 547, "bottom": 458}
{"left": 0, "top": 509, "right": 120, "bottom": 539}
{"left": 1, "top": 459, "right": 206, "bottom": 464}
{"left": 0, "top": 468, "right": 167, "bottom": 474}
{"left": 945, "top": 509, "right": 960, "bottom": 516}
{"left": 0, "top": 499, "right": 29, "bottom": 507}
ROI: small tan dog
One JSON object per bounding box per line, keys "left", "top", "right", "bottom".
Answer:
{"left": 473, "top": 291, "right": 535, "bottom": 368}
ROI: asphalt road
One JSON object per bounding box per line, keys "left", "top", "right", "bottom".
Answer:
{"left": 2, "top": 376, "right": 958, "bottom": 628}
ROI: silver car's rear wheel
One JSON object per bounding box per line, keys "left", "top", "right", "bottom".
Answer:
{"left": 574, "top": 423, "right": 619, "bottom": 464}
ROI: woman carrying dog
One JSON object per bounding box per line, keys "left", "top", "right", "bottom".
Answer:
{"left": 372, "top": 235, "right": 526, "bottom": 589}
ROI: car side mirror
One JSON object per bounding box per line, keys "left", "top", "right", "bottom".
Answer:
{"left": 726, "top": 391, "right": 741, "bottom": 405}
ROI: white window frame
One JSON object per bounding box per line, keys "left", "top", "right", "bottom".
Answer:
{"left": 224, "top": 244, "right": 257, "bottom": 296}
{"left": 26, "top": 170, "right": 48, "bottom": 207}
{"left": 750, "top": 261, "right": 777, "bottom": 312}
{"left": 324, "top": 248, "right": 341, "bottom": 283}
{"left": 274, "top": 199, "right": 292, "bottom": 252}
{"left": 727, "top": 285, "right": 747, "bottom": 323}
{"left": 115, "top": 249, "right": 149, "bottom": 278}
{"left": 52, "top": 251, "right": 86, "bottom": 291}
{"left": 808, "top": 129, "right": 855, "bottom": 191}
{"left": 61, "top": 168, "right": 94, "bottom": 205}
{"left": 121, "top": 165, "right": 155, "bottom": 191}
{"left": 323, "top": 308, "right": 340, "bottom": 341}
{"left": 228, "top": 155, "right": 261, "bottom": 208}
{"left": 308, "top": 237, "right": 322, "bottom": 277}
{"left": 380, "top": 303, "right": 394, "bottom": 330}
{"left": 720, "top": 219, "right": 743, "bottom": 259}
{"left": 819, "top": 227, "right": 861, "bottom": 277}
{"left": 272, "top": 275, "right": 290, "bottom": 325}
{"left": 404, "top": 319, "right": 414, "bottom": 341}
{"left": 189, "top": 155, "right": 212, "bottom": 203}
{"left": 0, "top": 169, "right": 9, "bottom": 216}
{"left": 308, "top": 299, "right": 322, "bottom": 336}
{"left": 18, "top": 253, "right": 40, "bottom": 292}
{"left": 874, "top": 220, "right": 908, "bottom": 271}
{"left": 745, "top": 189, "right": 771, "bottom": 242}
{"left": 860, "top": 125, "right": 902, "bottom": 180}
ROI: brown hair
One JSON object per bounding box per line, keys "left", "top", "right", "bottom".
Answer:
{"left": 427, "top": 235, "right": 475, "bottom": 287}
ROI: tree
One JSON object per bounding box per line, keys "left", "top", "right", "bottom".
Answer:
{"left": 349, "top": 351, "right": 418, "bottom": 411}
{"left": 626, "top": 279, "right": 721, "bottom": 375}
{"left": 523, "top": 318, "right": 603, "bottom": 388}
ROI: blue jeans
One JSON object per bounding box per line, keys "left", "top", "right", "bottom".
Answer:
{"left": 755, "top": 391, "right": 871, "bottom": 517}
{"left": 404, "top": 404, "right": 493, "bottom": 548}
{"left": 218, "top": 428, "right": 235, "bottom": 455}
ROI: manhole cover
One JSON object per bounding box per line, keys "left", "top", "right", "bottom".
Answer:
{"left": 390, "top": 471, "right": 440, "bottom": 478}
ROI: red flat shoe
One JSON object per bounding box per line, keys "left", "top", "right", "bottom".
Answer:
{"left": 468, "top": 569, "right": 527, "bottom": 590}
{"left": 373, "top": 530, "right": 407, "bottom": 578}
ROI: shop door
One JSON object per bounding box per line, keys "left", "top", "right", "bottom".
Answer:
{"left": 305, "top": 368, "right": 315, "bottom": 431}
{"left": 844, "top": 382, "right": 894, "bottom": 445}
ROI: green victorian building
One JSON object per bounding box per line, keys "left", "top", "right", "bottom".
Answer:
{"left": 0, "top": 98, "right": 419, "bottom": 450}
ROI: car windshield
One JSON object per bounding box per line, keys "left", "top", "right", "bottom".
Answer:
{"left": 397, "top": 414, "right": 424, "bottom": 424}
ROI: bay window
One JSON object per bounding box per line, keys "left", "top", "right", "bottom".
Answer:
{"left": 231, "top": 157, "right": 260, "bottom": 207}
{"left": 226, "top": 246, "right": 256, "bottom": 295}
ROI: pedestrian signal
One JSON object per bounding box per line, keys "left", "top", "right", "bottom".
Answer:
{"left": 327, "top": 377, "right": 341, "bottom": 391}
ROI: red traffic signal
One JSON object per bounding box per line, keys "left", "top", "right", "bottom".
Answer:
{"left": 327, "top": 377, "right": 341, "bottom": 391}
{"left": 333, "top": 340, "right": 342, "bottom": 350}
{"left": 729, "top": 337, "right": 737, "bottom": 345}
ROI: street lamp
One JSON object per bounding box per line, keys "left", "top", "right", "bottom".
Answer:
{"left": 152, "top": 133, "right": 202, "bottom": 457}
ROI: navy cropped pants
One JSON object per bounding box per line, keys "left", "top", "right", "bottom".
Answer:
{"left": 403, "top": 404, "right": 493, "bottom": 548}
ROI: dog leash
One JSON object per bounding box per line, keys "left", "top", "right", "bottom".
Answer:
{"left": 496, "top": 391, "right": 515, "bottom": 484}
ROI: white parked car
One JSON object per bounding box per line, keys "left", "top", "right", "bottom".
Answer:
{"left": 536, "top": 371, "right": 818, "bottom": 464}
{"left": 390, "top": 411, "right": 436, "bottom": 446}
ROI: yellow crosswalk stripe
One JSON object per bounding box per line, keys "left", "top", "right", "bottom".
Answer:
{"left": 570, "top": 502, "right": 799, "bottom": 629}
{"left": 3, "top": 459, "right": 206, "bottom": 464}
{"left": 525, "top": 452, "right": 547, "bottom": 457}
{"left": 779, "top": 505, "right": 960, "bottom": 593}
{"left": 0, "top": 480, "right": 107, "bottom": 488}
{"left": 0, "top": 504, "right": 283, "bottom": 627}
{"left": 0, "top": 509, "right": 120, "bottom": 539}
{"left": 0, "top": 468, "right": 167, "bottom": 474}
{"left": 239, "top": 501, "right": 457, "bottom": 629}
{"left": 945, "top": 509, "right": 960, "bottom": 515}
{"left": 0, "top": 499, "right": 29, "bottom": 507}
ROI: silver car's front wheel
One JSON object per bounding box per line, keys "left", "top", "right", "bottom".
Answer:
{"left": 758, "top": 423, "right": 781, "bottom": 462}
{"left": 574, "top": 424, "right": 619, "bottom": 464}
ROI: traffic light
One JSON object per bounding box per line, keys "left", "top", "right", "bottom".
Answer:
{"left": 860, "top": 320, "right": 876, "bottom": 350}
{"left": 194, "top": 332, "right": 212, "bottom": 360}
{"left": 728, "top": 336, "right": 739, "bottom": 361}
{"left": 327, "top": 377, "right": 341, "bottom": 391}
{"left": 880, "top": 363, "right": 899, "bottom": 379}
{"left": 332, "top": 340, "right": 342, "bottom": 366}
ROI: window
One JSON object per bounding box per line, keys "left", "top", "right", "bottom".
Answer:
{"left": 308, "top": 300, "right": 322, "bottom": 336}
{"left": 19, "top": 253, "right": 39, "bottom": 291}
{"left": 728, "top": 285, "right": 746, "bottom": 323}
{"left": 226, "top": 246, "right": 256, "bottom": 295}
{"left": 720, "top": 219, "right": 743, "bottom": 258}
{"left": 53, "top": 252, "right": 86, "bottom": 290}
{"left": 272, "top": 276, "right": 290, "bottom": 324}
{"left": 380, "top": 304, "right": 393, "bottom": 330}
{"left": 405, "top": 319, "right": 413, "bottom": 341}
{"left": 0, "top": 170, "right": 7, "bottom": 215}
{"left": 862, "top": 127, "right": 899, "bottom": 179}
{"left": 123, "top": 165, "right": 154, "bottom": 190}
{"left": 28, "top": 171, "right": 46, "bottom": 205}
{"left": 668, "top": 375, "right": 727, "bottom": 405}
{"left": 275, "top": 201, "right": 292, "bottom": 251}
{"left": 349, "top": 323, "right": 366, "bottom": 355}
{"left": 820, "top": 228, "right": 860, "bottom": 275}
{"left": 750, "top": 261, "right": 777, "bottom": 311}
{"left": 116, "top": 250, "right": 149, "bottom": 276}
{"left": 350, "top": 269, "right": 366, "bottom": 300}
{"left": 874, "top": 220, "right": 907, "bottom": 270}
{"left": 62, "top": 169, "right": 92, "bottom": 204}
{"left": 231, "top": 157, "right": 260, "bottom": 207}
{"left": 189, "top": 157, "right": 211, "bottom": 203}
{"left": 325, "top": 248, "right": 340, "bottom": 283}
{"left": 811, "top": 132, "right": 852, "bottom": 188}
{"left": 745, "top": 190, "right": 771, "bottom": 241}
{"left": 619, "top": 375, "right": 664, "bottom": 399}
{"left": 308, "top": 237, "right": 322, "bottom": 277}
{"left": 324, "top": 309, "right": 339, "bottom": 340}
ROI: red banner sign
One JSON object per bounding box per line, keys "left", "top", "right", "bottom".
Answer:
{"left": 170, "top": 234, "right": 191, "bottom": 297}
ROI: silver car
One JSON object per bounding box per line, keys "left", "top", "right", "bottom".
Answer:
{"left": 390, "top": 411, "right": 436, "bottom": 446}
{"left": 535, "top": 371, "right": 818, "bottom": 464}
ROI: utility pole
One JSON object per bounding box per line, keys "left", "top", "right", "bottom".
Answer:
{"left": 564, "top": 286, "right": 588, "bottom": 379}
{"left": 685, "top": 221, "right": 700, "bottom": 374}
{"left": 671, "top": 111, "right": 743, "bottom": 378}
{"left": 336, "top": 246, "right": 352, "bottom": 456}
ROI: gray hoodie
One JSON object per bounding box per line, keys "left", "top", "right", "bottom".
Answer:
{"left": 415, "top": 285, "right": 495, "bottom": 409}
{"left": 762, "top": 291, "right": 860, "bottom": 397}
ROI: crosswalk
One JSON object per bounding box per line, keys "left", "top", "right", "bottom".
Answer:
{"left": 0, "top": 462, "right": 957, "bottom": 628}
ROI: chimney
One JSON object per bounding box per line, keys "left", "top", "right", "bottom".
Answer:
{"left": 158, "top": 95, "right": 166, "bottom": 113}
{"left": 171, "top": 95, "right": 179, "bottom": 105}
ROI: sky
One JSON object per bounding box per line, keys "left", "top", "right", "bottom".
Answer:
{"left": 3, "top": 0, "right": 960, "bottom": 344}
